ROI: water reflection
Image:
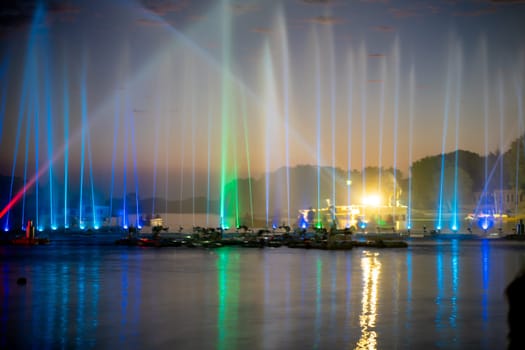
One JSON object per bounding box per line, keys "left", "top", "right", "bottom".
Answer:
{"left": 481, "top": 239, "right": 490, "bottom": 322}
{"left": 216, "top": 248, "right": 240, "bottom": 350}
{"left": 356, "top": 251, "right": 381, "bottom": 349}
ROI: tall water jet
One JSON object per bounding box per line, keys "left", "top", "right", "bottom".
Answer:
{"left": 206, "top": 93, "right": 212, "bottom": 227}
{"left": 43, "top": 40, "right": 55, "bottom": 230}
{"left": 4, "top": 4, "right": 45, "bottom": 231}
{"left": 78, "top": 65, "right": 87, "bottom": 229}
{"left": 63, "top": 62, "right": 70, "bottom": 228}
{"left": 150, "top": 99, "right": 160, "bottom": 219}
{"left": 391, "top": 37, "right": 401, "bottom": 222}
{"left": 82, "top": 64, "right": 98, "bottom": 230}
{"left": 262, "top": 41, "right": 278, "bottom": 227}
{"left": 21, "top": 104, "right": 32, "bottom": 228}
{"left": 377, "top": 55, "right": 387, "bottom": 194}
{"left": 219, "top": 0, "right": 232, "bottom": 229}
{"left": 437, "top": 36, "right": 454, "bottom": 231}
{"left": 346, "top": 49, "right": 354, "bottom": 226}
{"left": 109, "top": 92, "right": 120, "bottom": 226}
{"left": 359, "top": 42, "right": 368, "bottom": 204}
{"left": 498, "top": 71, "right": 505, "bottom": 229}
{"left": 276, "top": 7, "right": 291, "bottom": 226}
{"left": 315, "top": 28, "right": 322, "bottom": 227}
{"left": 240, "top": 91, "right": 254, "bottom": 227}
{"left": 451, "top": 41, "right": 463, "bottom": 232}
{"left": 5, "top": 74, "right": 28, "bottom": 231}
{"left": 33, "top": 55, "right": 41, "bottom": 231}
{"left": 122, "top": 95, "right": 129, "bottom": 229}
{"left": 130, "top": 109, "right": 140, "bottom": 229}
{"left": 407, "top": 65, "right": 415, "bottom": 230}
{"left": 513, "top": 54, "right": 524, "bottom": 218}
{"left": 481, "top": 37, "right": 490, "bottom": 226}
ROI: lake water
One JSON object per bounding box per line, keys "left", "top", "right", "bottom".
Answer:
{"left": 1, "top": 238, "right": 524, "bottom": 349}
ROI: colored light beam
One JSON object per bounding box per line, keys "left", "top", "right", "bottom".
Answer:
{"left": 437, "top": 37, "right": 453, "bottom": 231}
{"left": 63, "top": 61, "right": 70, "bottom": 228}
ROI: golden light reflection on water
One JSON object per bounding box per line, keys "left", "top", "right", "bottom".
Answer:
{"left": 355, "top": 251, "right": 382, "bottom": 350}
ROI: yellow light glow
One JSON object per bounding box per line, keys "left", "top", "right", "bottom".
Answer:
{"left": 362, "top": 194, "right": 381, "bottom": 207}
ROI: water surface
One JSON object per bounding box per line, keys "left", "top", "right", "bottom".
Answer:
{"left": 1, "top": 239, "right": 524, "bottom": 349}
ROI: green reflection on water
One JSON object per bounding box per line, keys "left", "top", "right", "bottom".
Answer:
{"left": 217, "top": 248, "right": 240, "bottom": 350}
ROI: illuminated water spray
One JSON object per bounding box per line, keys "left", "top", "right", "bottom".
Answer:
{"left": 392, "top": 37, "right": 401, "bottom": 220}
{"left": 151, "top": 98, "right": 160, "bottom": 218}
{"left": 240, "top": 92, "right": 254, "bottom": 227}
{"left": 262, "top": 41, "right": 276, "bottom": 227}
{"left": 277, "top": 8, "right": 291, "bottom": 226}
{"left": 481, "top": 37, "right": 490, "bottom": 226}
{"left": 451, "top": 42, "right": 463, "bottom": 232}
{"left": 33, "top": 58, "right": 41, "bottom": 231}
{"left": 315, "top": 28, "right": 322, "bottom": 226}
{"left": 378, "top": 56, "right": 386, "bottom": 194}
{"left": 219, "top": 0, "right": 232, "bottom": 229}
{"left": 513, "top": 57, "right": 524, "bottom": 218}
{"left": 407, "top": 65, "right": 415, "bottom": 230}
{"left": 359, "top": 43, "right": 368, "bottom": 202}
{"left": 109, "top": 92, "right": 120, "bottom": 226}
{"left": 43, "top": 42, "right": 56, "bottom": 230}
{"left": 21, "top": 103, "right": 32, "bottom": 228}
{"left": 498, "top": 71, "right": 505, "bottom": 228}
{"left": 437, "top": 38, "right": 453, "bottom": 231}
{"left": 346, "top": 49, "right": 354, "bottom": 226}
{"left": 63, "top": 64, "right": 70, "bottom": 228}
{"left": 130, "top": 109, "right": 141, "bottom": 229}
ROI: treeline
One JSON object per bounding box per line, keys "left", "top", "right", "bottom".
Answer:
{"left": 223, "top": 135, "right": 525, "bottom": 216}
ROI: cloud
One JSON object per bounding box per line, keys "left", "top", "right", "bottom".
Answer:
{"left": 453, "top": 6, "right": 497, "bottom": 16}
{"left": 252, "top": 27, "right": 272, "bottom": 34}
{"left": 300, "top": 0, "right": 337, "bottom": 4}
{"left": 368, "top": 53, "right": 385, "bottom": 58}
{"left": 305, "top": 15, "right": 344, "bottom": 25}
{"left": 141, "top": 0, "right": 189, "bottom": 16}
{"left": 48, "top": 3, "right": 81, "bottom": 15}
{"left": 136, "top": 18, "right": 168, "bottom": 26}
{"left": 490, "top": 0, "right": 525, "bottom": 3}
{"left": 373, "top": 25, "right": 395, "bottom": 32}
{"left": 232, "top": 3, "right": 259, "bottom": 15}
{"left": 389, "top": 8, "right": 419, "bottom": 18}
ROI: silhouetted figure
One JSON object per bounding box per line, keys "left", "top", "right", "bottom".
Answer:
{"left": 506, "top": 270, "right": 525, "bottom": 349}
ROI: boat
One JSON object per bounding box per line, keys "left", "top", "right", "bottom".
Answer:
{"left": 7, "top": 220, "right": 50, "bottom": 246}
{"left": 10, "top": 236, "right": 50, "bottom": 245}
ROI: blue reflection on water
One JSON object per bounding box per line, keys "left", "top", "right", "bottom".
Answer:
{"left": 0, "top": 261, "right": 9, "bottom": 349}
{"left": 0, "top": 240, "right": 517, "bottom": 349}
{"left": 450, "top": 239, "right": 459, "bottom": 328}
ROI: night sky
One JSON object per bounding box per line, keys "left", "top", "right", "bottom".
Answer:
{"left": 0, "top": 0, "right": 524, "bottom": 200}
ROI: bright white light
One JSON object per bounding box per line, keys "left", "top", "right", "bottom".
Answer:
{"left": 362, "top": 195, "right": 381, "bottom": 207}
{"left": 51, "top": 226, "right": 57, "bottom": 230}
